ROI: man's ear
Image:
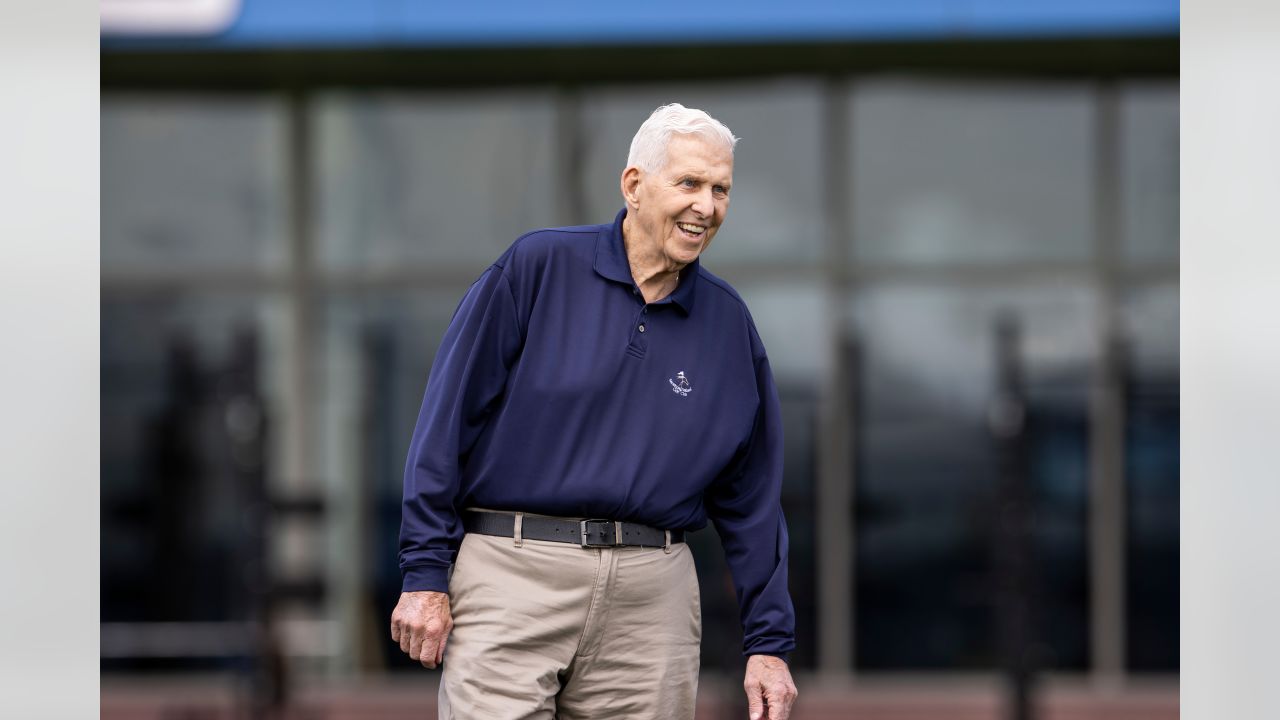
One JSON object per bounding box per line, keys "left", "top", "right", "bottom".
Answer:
{"left": 620, "top": 166, "right": 643, "bottom": 209}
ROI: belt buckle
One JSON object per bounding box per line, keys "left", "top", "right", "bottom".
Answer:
{"left": 579, "top": 519, "right": 619, "bottom": 548}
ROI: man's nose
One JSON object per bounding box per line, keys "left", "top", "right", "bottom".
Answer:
{"left": 691, "top": 186, "right": 714, "bottom": 217}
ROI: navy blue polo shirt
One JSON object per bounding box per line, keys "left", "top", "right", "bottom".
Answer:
{"left": 400, "top": 208, "right": 796, "bottom": 658}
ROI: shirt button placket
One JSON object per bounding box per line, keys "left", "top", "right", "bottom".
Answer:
{"left": 626, "top": 302, "right": 649, "bottom": 357}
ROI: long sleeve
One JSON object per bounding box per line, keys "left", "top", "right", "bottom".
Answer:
{"left": 704, "top": 328, "right": 797, "bottom": 659}
{"left": 399, "top": 264, "right": 524, "bottom": 592}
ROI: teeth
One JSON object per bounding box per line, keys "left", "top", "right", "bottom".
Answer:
{"left": 677, "top": 223, "right": 705, "bottom": 234}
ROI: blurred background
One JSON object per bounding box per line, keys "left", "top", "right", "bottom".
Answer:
{"left": 101, "top": 2, "right": 1178, "bottom": 718}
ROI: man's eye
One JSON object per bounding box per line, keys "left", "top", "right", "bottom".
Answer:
{"left": 681, "top": 179, "right": 697, "bottom": 188}
{"left": 714, "top": 186, "right": 728, "bottom": 195}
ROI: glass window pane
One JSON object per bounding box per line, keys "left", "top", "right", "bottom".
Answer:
{"left": 102, "top": 97, "right": 288, "bottom": 273}
{"left": 580, "top": 80, "right": 825, "bottom": 264}
{"left": 849, "top": 81, "right": 1095, "bottom": 266}
{"left": 849, "top": 284, "right": 1096, "bottom": 669}
{"left": 732, "top": 280, "right": 829, "bottom": 381}
{"left": 314, "top": 92, "right": 559, "bottom": 270}
{"left": 1120, "top": 84, "right": 1179, "bottom": 265}
{"left": 1122, "top": 283, "right": 1179, "bottom": 377}
{"left": 102, "top": 293, "right": 287, "bottom": 653}
{"left": 1122, "top": 284, "right": 1179, "bottom": 671}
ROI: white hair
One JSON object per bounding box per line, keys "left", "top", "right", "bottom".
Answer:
{"left": 625, "top": 103, "right": 739, "bottom": 173}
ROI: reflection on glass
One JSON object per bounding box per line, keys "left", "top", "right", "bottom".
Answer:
{"left": 101, "top": 293, "right": 286, "bottom": 668}
{"left": 731, "top": 281, "right": 828, "bottom": 381}
{"left": 1122, "top": 285, "right": 1178, "bottom": 671}
{"left": 314, "top": 92, "right": 558, "bottom": 270}
{"left": 1120, "top": 84, "right": 1179, "bottom": 265}
{"left": 849, "top": 285, "right": 1095, "bottom": 669}
{"left": 1122, "top": 284, "right": 1179, "bottom": 376}
{"left": 102, "top": 98, "right": 288, "bottom": 273}
{"left": 581, "top": 79, "right": 825, "bottom": 264}
{"left": 850, "top": 80, "right": 1095, "bottom": 266}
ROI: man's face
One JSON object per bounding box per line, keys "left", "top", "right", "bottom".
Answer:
{"left": 624, "top": 134, "right": 733, "bottom": 267}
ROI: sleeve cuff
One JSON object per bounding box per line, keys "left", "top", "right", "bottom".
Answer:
{"left": 400, "top": 563, "right": 451, "bottom": 593}
{"left": 748, "top": 651, "right": 792, "bottom": 664}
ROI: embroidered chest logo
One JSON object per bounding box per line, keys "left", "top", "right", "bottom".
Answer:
{"left": 668, "top": 371, "right": 692, "bottom": 397}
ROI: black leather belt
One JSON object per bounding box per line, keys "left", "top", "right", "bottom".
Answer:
{"left": 463, "top": 510, "right": 684, "bottom": 549}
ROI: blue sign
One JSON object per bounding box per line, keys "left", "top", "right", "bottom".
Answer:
{"left": 102, "top": 0, "right": 1179, "bottom": 50}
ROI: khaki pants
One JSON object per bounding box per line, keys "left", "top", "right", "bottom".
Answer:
{"left": 439, "top": 530, "right": 702, "bottom": 719}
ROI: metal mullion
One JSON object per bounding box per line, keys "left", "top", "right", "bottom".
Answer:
{"left": 1088, "top": 80, "right": 1127, "bottom": 683}
{"left": 100, "top": 272, "right": 293, "bottom": 295}
{"left": 282, "top": 87, "right": 356, "bottom": 678}
{"left": 816, "top": 74, "right": 854, "bottom": 677}
{"left": 554, "top": 85, "right": 585, "bottom": 226}
{"left": 253, "top": 263, "right": 1179, "bottom": 294}
{"left": 284, "top": 88, "right": 317, "bottom": 514}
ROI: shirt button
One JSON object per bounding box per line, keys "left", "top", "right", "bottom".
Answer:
{"left": 638, "top": 324, "right": 646, "bottom": 333}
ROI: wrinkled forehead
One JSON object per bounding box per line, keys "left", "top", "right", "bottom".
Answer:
{"left": 660, "top": 133, "right": 734, "bottom": 177}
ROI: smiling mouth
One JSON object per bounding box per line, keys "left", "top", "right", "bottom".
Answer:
{"left": 676, "top": 222, "right": 706, "bottom": 237}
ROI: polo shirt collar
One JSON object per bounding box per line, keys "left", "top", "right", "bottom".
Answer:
{"left": 595, "top": 208, "right": 699, "bottom": 315}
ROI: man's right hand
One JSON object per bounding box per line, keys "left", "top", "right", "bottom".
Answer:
{"left": 390, "top": 590, "right": 454, "bottom": 668}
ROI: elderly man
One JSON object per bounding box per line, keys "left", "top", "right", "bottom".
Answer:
{"left": 391, "top": 103, "right": 797, "bottom": 720}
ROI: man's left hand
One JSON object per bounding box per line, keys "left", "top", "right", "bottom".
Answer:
{"left": 743, "top": 654, "right": 798, "bottom": 720}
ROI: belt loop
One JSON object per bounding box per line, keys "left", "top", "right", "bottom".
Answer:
{"left": 513, "top": 512, "right": 524, "bottom": 548}
{"left": 663, "top": 530, "right": 672, "bottom": 554}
